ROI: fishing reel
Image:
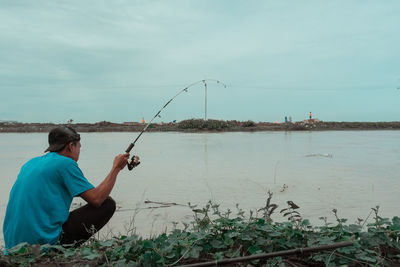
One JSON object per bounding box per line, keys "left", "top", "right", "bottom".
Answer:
{"left": 127, "top": 155, "right": 140, "bottom": 170}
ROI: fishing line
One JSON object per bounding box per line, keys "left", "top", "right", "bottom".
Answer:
{"left": 125, "top": 79, "right": 227, "bottom": 170}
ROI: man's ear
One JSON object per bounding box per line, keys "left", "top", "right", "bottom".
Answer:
{"left": 66, "top": 142, "right": 74, "bottom": 151}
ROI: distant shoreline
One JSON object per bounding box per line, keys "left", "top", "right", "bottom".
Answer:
{"left": 1, "top": 119, "right": 400, "bottom": 132}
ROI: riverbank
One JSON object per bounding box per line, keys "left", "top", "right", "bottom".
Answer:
{"left": 1, "top": 197, "right": 399, "bottom": 266}
{"left": 1, "top": 119, "right": 400, "bottom": 133}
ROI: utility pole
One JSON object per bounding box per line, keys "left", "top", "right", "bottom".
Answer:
{"left": 204, "top": 80, "right": 207, "bottom": 120}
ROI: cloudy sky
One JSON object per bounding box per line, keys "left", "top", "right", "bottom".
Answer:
{"left": 1, "top": 0, "right": 399, "bottom": 123}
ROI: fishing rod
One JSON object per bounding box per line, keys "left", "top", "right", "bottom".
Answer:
{"left": 125, "top": 79, "right": 227, "bottom": 170}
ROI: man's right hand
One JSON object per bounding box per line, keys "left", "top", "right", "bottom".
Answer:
{"left": 113, "top": 153, "right": 130, "bottom": 170}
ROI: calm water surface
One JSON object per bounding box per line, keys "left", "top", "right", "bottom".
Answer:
{"left": 1, "top": 131, "right": 399, "bottom": 244}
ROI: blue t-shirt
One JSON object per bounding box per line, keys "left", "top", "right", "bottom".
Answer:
{"left": 3, "top": 152, "right": 94, "bottom": 249}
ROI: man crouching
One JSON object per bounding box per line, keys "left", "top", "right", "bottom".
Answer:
{"left": 3, "top": 126, "right": 130, "bottom": 248}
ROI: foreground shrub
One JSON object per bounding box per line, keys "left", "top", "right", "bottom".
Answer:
{"left": 1, "top": 194, "right": 399, "bottom": 266}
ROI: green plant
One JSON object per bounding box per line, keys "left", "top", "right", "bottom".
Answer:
{"left": 2, "top": 196, "right": 399, "bottom": 266}
{"left": 242, "top": 120, "right": 256, "bottom": 127}
{"left": 178, "top": 119, "right": 231, "bottom": 130}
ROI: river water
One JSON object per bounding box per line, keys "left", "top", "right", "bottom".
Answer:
{"left": 1, "top": 131, "right": 399, "bottom": 244}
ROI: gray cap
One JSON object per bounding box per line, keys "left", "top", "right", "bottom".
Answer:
{"left": 45, "top": 126, "right": 80, "bottom": 152}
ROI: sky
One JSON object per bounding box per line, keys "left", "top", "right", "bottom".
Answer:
{"left": 0, "top": 0, "right": 399, "bottom": 123}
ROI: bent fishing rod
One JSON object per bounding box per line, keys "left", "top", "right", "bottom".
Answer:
{"left": 125, "top": 79, "right": 227, "bottom": 170}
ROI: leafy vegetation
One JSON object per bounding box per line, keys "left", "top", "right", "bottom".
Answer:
{"left": 1, "top": 193, "right": 399, "bottom": 266}
{"left": 242, "top": 120, "right": 256, "bottom": 127}
{"left": 178, "top": 119, "right": 232, "bottom": 130}
{"left": 177, "top": 119, "right": 258, "bottom": 130}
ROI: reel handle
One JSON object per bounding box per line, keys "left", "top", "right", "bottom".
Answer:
{"left": 127, "top": 155, "right": 140, "bottom": 170}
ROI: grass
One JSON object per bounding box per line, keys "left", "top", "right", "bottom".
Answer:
{"left": 1, "top": 192, "right": 399, "bottom": 266}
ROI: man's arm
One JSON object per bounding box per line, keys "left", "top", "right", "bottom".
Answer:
{"left": 80, "top": 153, "right": 129, "bottom": 207}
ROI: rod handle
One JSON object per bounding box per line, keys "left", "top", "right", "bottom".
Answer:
{"left": 126, "top": 143, "right": 134, "bottom": 153}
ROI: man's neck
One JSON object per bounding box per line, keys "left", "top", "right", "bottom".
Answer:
{"left": 57, "top": 151, "right": 76, "bottom": 162}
